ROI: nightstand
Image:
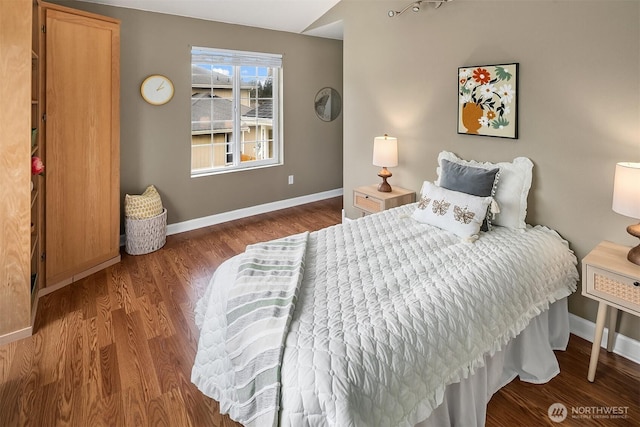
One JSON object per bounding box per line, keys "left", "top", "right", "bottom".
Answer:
{"left": 581, "top": 241, "right": 640, "bottom": 382}
{"left": 353, "top": 185, "right": 416, "bottom": 216}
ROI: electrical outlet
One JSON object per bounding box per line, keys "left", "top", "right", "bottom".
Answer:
{"left": 288, "top": 175, "right": 294, "bottom": 185}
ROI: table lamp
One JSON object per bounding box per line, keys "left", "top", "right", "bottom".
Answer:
{"left": 373, "top": 134, "right": 398, "bottom": 192}
{"left": 612, "top": 162, "right": 640, "bottom": 265}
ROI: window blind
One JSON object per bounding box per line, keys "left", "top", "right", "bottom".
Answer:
{"left": 192, "top": 46, "right": 282, "bottom": 68}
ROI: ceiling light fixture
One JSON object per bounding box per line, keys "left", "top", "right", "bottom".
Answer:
{"left": 388, "top": 0, "right": 452, "bottom": 18}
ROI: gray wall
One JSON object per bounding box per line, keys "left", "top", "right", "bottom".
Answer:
{"left": 337, "top": 0, "right": 640, "bottom": 340}
{"left": 54, "top": 0, "right": 343, "bottom": 225}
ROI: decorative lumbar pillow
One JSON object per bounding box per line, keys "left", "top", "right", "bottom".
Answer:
{"left": 411, "top": 181, "right": 493, "bottom": 242}
{"left": 438, "top": 159, "right": 500, "bottom": 231}
{"left": 439, "top": 159, "right": 500, "bottom": 197}
{"left": 436, "top": 151, "right": 533, "bottom": 230}
{"left": 125, "top": 185, "right": 163, "bottom": 219}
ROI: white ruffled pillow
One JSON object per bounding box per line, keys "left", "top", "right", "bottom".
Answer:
{"left": 412, "top": 181, "right": 493, "bottom": 242}
{"left": 436, "top": 151, "right": 533, "bottom": 230}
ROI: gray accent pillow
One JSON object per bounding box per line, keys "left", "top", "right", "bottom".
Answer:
{"left": 440, "top": 159, "right": 499, "bottom": 197}
{"left": 439, "top": 159, "right": 500, "bottom": 231}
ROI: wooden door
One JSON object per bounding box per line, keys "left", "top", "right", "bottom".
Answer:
{"left": 45, "top": 5, "right": 120, "bottom": 287}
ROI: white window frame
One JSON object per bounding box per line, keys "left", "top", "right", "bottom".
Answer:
{"left": 191, "top": 47, "right": 283, "bottom": 177}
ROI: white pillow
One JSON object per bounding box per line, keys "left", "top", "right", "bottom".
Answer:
{"left": 436, "top": 151, "right": 533, "bottom": 230}
{"left": 412, "top": 181, "right": 493, "bottom": 242}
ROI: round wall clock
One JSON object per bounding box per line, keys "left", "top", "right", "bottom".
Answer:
{"left": 314, "top": 87, "right": 342, "bottom": 122}
{"left": 140, "top": 74, "right": 174, "bottom": 105}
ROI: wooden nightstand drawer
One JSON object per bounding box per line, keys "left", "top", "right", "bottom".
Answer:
{"left": 585, "top": 265, "right": 640, "bottom": 314}
{"left": 354, "top": 192, "right": 383, "bottom": 213}
{"left": 353, "top": 185, "right": 416, "bottom": 216}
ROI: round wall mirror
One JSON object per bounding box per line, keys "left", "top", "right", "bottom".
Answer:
{"left": 314, "top": 87, "right": 342, "bottom": 122}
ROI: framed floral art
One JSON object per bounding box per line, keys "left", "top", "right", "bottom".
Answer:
{"left": 457, "top": 63, "right": 518, "bottom": 139}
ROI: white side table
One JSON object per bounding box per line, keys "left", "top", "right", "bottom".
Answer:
{"left": 581, "top": 240, "right": 640, "bottom": 382}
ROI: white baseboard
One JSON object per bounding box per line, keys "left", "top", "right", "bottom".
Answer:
{"left": 569, "top": 313, "right": 640, "bottom": 365}
{"left": 341, "top": 209, "right": 353, "bottom": 223}
{"left": 120, "top": 188, "right": 343, "bottom": 245}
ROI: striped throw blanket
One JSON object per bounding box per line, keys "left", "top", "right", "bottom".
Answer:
{"left": 224, "top": 231, "right": 309, "bottom": 427}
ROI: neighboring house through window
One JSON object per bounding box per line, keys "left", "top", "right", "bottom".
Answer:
{"left": 191, "top": 47, "right": 282, "bottom": 176}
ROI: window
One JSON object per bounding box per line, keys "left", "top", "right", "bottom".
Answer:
{"left": 191, "top": 47, "right": 282, "bottom": 176}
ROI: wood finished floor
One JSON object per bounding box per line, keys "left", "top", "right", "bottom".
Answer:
{"left": 1, "top": 196, "right": 638, "bottom": 426}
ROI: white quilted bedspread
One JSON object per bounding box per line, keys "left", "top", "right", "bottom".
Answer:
{"left": 192, "top": 204, "right": 579, "bottom": 426}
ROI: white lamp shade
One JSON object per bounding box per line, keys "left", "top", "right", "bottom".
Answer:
{"left": 612, "top": 162, "right": 640, "bottom": 219}
{"left": 372, "top": 135, "right": 398, "bottom": 168}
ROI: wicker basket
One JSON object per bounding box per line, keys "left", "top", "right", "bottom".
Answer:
{"left": 125, "top": 208, "right": 167, "bottom": 255}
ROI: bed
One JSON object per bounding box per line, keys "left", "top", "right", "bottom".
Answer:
{"left": 191, "top": 152, "right": 580, "bottom": 426}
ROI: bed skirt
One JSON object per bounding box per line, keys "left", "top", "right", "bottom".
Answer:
{"left": 416, "top": 297, "right": 569, "bottom": 427}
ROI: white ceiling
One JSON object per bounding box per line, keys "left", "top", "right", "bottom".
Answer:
{"left": 77, "top": 0, "right": 344, "bottom": 39}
